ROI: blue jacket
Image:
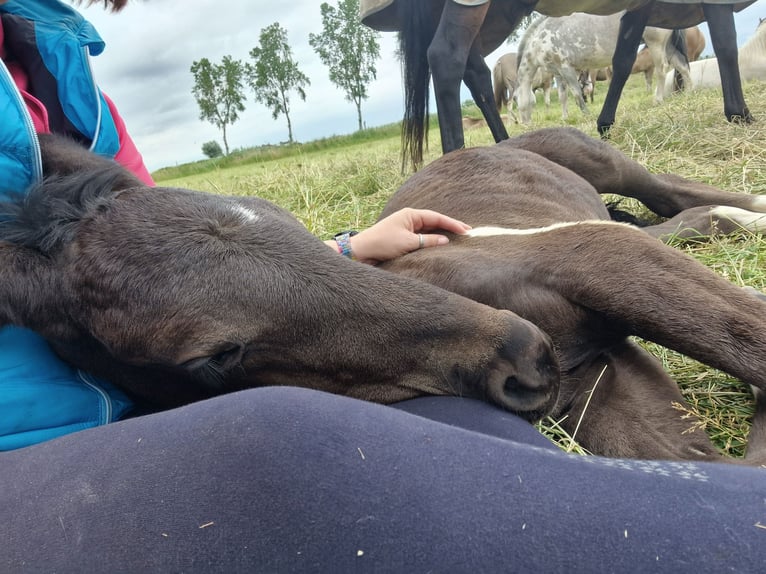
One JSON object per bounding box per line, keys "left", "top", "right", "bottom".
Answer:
{"left": 0, "top": 0, "right": 134, "bottom": 450}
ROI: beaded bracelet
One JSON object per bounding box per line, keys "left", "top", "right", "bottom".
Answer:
{"left": 333, "top": 230, "right": 358, "bottom": 259}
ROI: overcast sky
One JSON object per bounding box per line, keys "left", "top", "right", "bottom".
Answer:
{"left": 78, "top": 0, "right": 766, "bottom": 172}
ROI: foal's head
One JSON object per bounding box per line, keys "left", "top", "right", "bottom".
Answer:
{"left": 0, "top": 134, "right": 560, "bottom": 417}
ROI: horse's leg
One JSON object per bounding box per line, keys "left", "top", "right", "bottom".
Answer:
{"left": 645, "top": 36, "right": 668, "bottom": 103}
{"left": 559, "top": 341, "right": 727, "bottom": 462}
{"left": 597, "top": 5, "right": 652, "bottom": 136}
{"left": 557, "top": 78, "right": 568, "bottom": 120}
{"left": 463, "top": 43, "right": 509, "bottom": 144}
{"left": 644, "top": 68, "right": 653, "bottom": 93}
{"left": 427, "top": 1, "right": 490, "bottom": 153}
{"left": 507, "top": 82, "right": 519, "bottom": 124}
{"left": 504, "top": 127, "right": 766, "bottom": 217}
{"left": 703, "top": 3, "right": 753, "bottom": 124}
{"left": 542, "top": 82, "right": 551, "bottom": 111}
{"left": 558, "top": 66, "right": 588, "bottom": 115}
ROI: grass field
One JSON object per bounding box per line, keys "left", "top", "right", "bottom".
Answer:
{"left": 155, "top": 75, "right": 766, "bottom": 458}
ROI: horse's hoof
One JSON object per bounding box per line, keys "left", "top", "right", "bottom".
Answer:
{"left": 597, "top": 122, "right": 612, "bottom": 140}
{"left": 728, "top": 108, "right": 755, "bottom": 124}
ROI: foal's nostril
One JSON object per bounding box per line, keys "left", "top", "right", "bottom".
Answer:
{"left": 503, "top": 374, "right": 549, "bottom": 410}
{"left": 503, "top": 375, "right": 520, "bottom": 396}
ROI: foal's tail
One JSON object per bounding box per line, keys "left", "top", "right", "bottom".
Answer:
{"left": 398, "top": 0, "right": 437, "bottom": 171}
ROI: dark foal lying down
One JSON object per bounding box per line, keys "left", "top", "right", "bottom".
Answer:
{"left": 379, "top": 127, "right": 766, "bottom": 464}
{"left": 0, "top": 134, "right": 558, "bottom": 419}
{"left": 1, "top": 129, "right": 764, "bottom": 464}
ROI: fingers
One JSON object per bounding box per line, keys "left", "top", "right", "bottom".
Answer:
{"left": 407, "top": 209, "right": 472, "bottom": 235}
{"left": 417, "top": 233, "right": 450, "bottom": 250}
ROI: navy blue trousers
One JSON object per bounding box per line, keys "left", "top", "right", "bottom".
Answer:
{"left": 2, "top": 387, "right": 765, "bottom": 572}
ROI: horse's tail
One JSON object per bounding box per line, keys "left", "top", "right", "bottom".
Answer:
{"left": 670, "top": 28, "right": 689, "bottom": 91}
{"left": 493, "top": 60, "right": 506, "bottom": 113}
{"left": 399, "top": 0, "right": 437, "bottom": 170}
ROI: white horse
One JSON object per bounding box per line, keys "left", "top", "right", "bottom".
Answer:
{"left": 665, "top": 18, "right": 766, "bottom": 93}
{"left": 517, "top": 11, "right": 693, "bottom": 123}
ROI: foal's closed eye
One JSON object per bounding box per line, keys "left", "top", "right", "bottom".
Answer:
{"left": 181, "top": 344, "right": 244, "bottom": 389}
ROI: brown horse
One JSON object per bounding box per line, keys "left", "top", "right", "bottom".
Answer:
{"left": 0, "top": 134, "right": 558, "bottom": 416}
{"left": 379, "top": 127, "right": 766, "bottom": 463}
{"left": 360, "top": 0, "right": 756, "bottom": 168}
{"left": 2, "top": 130, "right": 765, "bottom": 463}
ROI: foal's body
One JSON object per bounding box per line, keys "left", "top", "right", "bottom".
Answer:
{"left": 380, "top": 128, "right": 766, "bottom": 463}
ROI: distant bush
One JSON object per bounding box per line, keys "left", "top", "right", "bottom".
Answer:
{"left": 202, "top": 140, "right": 224, "bottom": 158}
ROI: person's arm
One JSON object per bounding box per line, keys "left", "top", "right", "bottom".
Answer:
{"left": 324, "top": 207, "right": 472, "bottom": 265}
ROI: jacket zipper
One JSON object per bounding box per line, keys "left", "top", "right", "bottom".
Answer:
{"left": 0, "top": 58, "right": 43, "bottom": 183}
{"left": 83, "top": 46, "right": 102, "bottom": 151}
{"left": 77, "top": 371, "right": 113, "bottom": 425}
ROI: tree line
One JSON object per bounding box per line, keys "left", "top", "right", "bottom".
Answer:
{"left": 190, "top": 0, "right": 380, "bottom": 158}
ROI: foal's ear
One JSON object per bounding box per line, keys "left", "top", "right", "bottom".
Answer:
{"left": 0, "top": 243, "right": 75, "bottom": 339}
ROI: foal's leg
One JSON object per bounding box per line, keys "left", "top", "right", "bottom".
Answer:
{"left": 703, "top": 3, "right": 753, "bottom": 124}
{"left": 502, "top": 127, "right": 766, "bottom": 217}
{"left": 641, "top": 204, "right": 766, "bottom": 241}
{"left": 489, "top": 224, "right": 766, "bottom": 393}
{"left": 559, "top": 341, "right": 726, "bottom": 462}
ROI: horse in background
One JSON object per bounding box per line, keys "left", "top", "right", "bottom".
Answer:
{"left": 516, "top": 12, "right": 691, "bottom": 123}
{"left": 492, "top": 52, "right": 553, "bottom": 124}
{"left": 665, "top": 18, "right": 766, "bottom": 93}
{"left": 579, "top": 68, "right": 612, "bottom": 104}
{"left": 630, "top": 26, "right": 706, "bottom": 95}
{"left": 359, "top": 0, "right": 755, "bottom": 168}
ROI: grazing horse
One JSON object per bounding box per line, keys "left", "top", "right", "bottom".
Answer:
{"left": 360, "top": 0, "right": 756, "bottom": 168}
{"left": 492, "top": 52, "right": 553, "bottom": 123}
{"left": 515, "top": 12, "right": 691, "bottom": 123}
{"left": 2, "top": 130, "right": 766, "bottom": 463}
{"left": 665, "top": 17, "right": 766, "bottom": 93}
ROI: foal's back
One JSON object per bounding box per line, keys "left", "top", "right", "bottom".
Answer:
{"left": 381, "top": 144, "right": 610, "bottom": 227}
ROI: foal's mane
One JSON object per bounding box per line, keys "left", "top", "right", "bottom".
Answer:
{"left": 0, "top": 167, "right": 126, "bottom": 254}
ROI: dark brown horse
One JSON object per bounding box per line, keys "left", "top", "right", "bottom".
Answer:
{"left": 360, "top": 0, "right": 756, "bottom": 168}
{"left": 378, "top": 127, "right": 766, "bottom": 463}
{"left": 2, "top": 130, "right": 765, "bottom": 464}
{"left": 0, "top": 134, "right": 558, "bottom": 417}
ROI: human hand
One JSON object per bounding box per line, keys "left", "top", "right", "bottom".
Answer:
{"left": 343, "top": 208, "right": 471, "bottom": 265}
